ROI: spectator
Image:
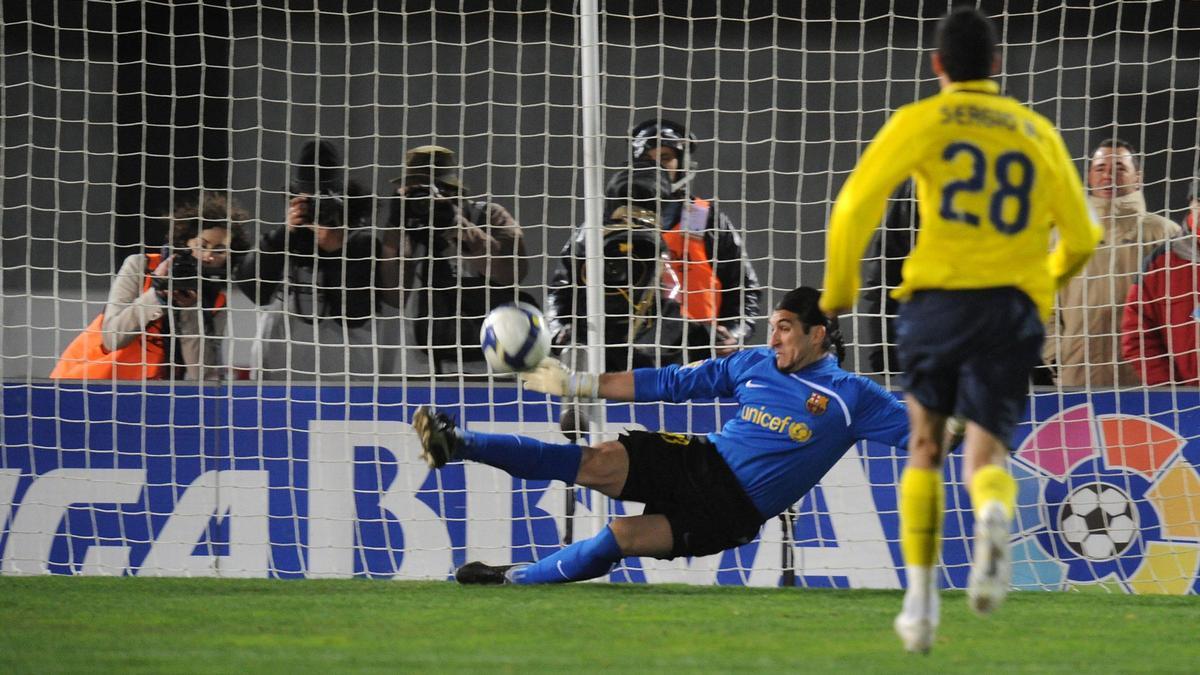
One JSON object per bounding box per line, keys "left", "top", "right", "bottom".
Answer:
{"left": 1184, "top": 177, "right": 1200, "bottom": 232}
{"left": 628, "top": 118, "right": 762, "bottom": 354}
{"left": 1122, "top": 179, "right": 1200, "bottom": 385}
{"left": 1045, "top": 139, "right": 1181, "bottom": 387}
{"left": 51, "top": 192, "right": 251, "bottom": 380}
{"left": 387, "top": 145, "right": 531, "bottom": 372}
{"left": 859, "top": 180, "right": 918, "bottom": 380}
{"left": 234, "top": 140, "right": 400, "bottom": 380}
{"left": 546, "top": 160, "right": 696, "bottom": 370}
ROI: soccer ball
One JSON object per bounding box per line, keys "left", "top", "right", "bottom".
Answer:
{"left": 1058, "top": 482, "right": 1139, "bottom": 560}
{"left": 480, "top": 302, "right": 551, "bottom": 373}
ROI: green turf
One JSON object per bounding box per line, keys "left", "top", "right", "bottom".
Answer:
{"left": 0, "top": 578, "right": 1196, "bottom": 673}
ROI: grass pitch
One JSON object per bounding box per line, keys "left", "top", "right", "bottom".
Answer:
{"left": 0, "top": 578, "right": 1196, "bottom": 673}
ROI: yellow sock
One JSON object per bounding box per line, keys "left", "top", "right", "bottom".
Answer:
{"left": 969, "top": 464, "right": 1017, "bottom": 519}
{"left": 900, "top": 466, "right": 944, "bottom": 567}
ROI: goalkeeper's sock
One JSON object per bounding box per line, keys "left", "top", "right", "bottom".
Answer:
{"left": 509, "top": 526, "right": 623, "bottom": 584}
{"left": 899, "top": 466, "right": 944, "bottom": 568}
{"left": 456, "top": 430, "right": 581, "bottom": 483}
{"left": 968, "top": 464, "right": 1017, "bottom": 520}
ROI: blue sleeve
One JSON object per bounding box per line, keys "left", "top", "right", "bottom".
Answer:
{"left": 852, "top": 377, "right": 909, "bottom": 448}
{"left": 633, "top": 353, "right": 746, "bottom": 402}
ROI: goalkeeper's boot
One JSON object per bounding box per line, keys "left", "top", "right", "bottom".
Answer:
{"left": 413, "top": 406, "right": 459, "bottom": 470}
{"left": 454, "top": 561, "right": 530, "bottom": 585}
{"left": 967, "top": 500, "right": 1012, "bottom": 615}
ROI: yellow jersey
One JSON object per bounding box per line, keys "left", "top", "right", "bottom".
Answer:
{"left": 820, "top": 79, "right": 1101, "bottom": 320}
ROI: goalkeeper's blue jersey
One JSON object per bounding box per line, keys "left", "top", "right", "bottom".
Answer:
{"left": 633, "top": 348, "right": 908, "bottom": 519}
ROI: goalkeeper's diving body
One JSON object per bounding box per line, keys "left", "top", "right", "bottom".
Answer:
{"left": 413, "top": 286, "right": 909, "bottom": 586}
{"left": 819, "top": 7, "right": 1102, "bottom": 655}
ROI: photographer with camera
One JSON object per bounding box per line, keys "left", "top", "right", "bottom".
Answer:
{"left": 628, "top": 118, "right": 762, "bottom": 353}
{"left": 546, "top": 160, "right": 700, "bottom": 371}
{"left": 388, "top": 145, "right": 531, "bottom": 372}
{"left": 233, "top": 139, "right": 401, "bottom": 380}
{"left": 52, "top": 192, "right": 251, "bottom": 380}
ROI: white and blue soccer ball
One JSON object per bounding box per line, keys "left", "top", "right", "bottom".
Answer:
{"left": 480, "top": 302, "right": 551, "bottom": 373}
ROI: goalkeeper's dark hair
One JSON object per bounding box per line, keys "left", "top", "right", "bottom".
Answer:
{"left": 775, "top": 286, "right": 845, "bottom": 364}
{"left": 935, "top": 6, "right": 998, "bottom": 82}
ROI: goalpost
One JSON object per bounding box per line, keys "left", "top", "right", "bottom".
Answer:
{"left": 0, "top": 1, "right": 1198, "bottom": 592}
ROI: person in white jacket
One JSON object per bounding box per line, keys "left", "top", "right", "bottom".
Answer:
{"left": 1045, "top": 139, "right": 1181, "bottom": 388}
{"left": 52, "top": 193, "right": 250, "bottom": 381}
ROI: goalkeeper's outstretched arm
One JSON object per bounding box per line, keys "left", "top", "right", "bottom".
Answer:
{"left": 519, "top": 357, "right": 635, "bottom": 401}
{"left": 596, "top": 372, "right": 635, "bottom": 401}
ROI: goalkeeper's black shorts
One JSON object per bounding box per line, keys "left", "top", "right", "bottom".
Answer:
{"left": 616, "top": 430, "right": 765, "bottom": 559}
{"left": 895, "top": 286, "right": 1044, "bottom": 444}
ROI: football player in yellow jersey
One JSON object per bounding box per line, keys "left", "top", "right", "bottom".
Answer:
{"left": 820, "top": 7, "right": 1101, "bottom": 654}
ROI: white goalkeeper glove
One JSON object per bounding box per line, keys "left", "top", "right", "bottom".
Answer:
{"left": 945, "top": 415, "right": 967, "bottom": 449}
{"left": 946, "top": 415, "right": 966, "bottom": 437}
{"left": 519, "top": 357, "right": 600, "bottom": 400}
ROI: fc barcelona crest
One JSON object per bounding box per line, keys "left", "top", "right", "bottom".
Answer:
{"left": 806, "top": 392, "right": 829, "bottom": 415}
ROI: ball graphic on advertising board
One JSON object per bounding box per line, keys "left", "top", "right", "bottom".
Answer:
{"left": 1058, "top": 483, "right": 1139, "bottom": 560}
{"left": 480, "top": 302, "right": 551, "bottom": 373}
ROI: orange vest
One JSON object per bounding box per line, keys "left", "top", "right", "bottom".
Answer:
{"left": 660, "top": 198, "right": 722, "bottom": 321}
{"left": 50, "top": 254, "right": 226, "bottom": 380}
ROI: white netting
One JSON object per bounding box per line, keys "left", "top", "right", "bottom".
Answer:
{"left": 0, "top": 1, "right": 1198, "bottom": 590}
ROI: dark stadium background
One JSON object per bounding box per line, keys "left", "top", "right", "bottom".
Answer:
{"left": 1, "top": 0, "right": 1196, "bottom": 375}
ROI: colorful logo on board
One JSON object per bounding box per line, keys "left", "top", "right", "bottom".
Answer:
{"left": 1010, "top": 404, "right": 1200, "bottom": 594}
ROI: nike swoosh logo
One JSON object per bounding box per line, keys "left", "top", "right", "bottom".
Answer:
{"left": 745, "top": 381, "right": 767, "bottom": 388}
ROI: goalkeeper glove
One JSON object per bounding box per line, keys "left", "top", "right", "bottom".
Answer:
{"left": 945, "top": 415, "right": 967, "bottom": 449}
{"left": 946, "top": 415, "right": 966, "bottom": 437}
{"left": 519, "top": 357, "right": 600, "bottom": 400}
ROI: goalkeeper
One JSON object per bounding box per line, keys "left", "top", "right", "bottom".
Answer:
{"left": 413, "top": 286, "right": 909, "bottom": 585}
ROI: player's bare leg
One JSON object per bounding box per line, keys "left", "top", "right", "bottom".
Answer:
{"left": 963, "top": 423, "right": 1016, "bottom": 615}
{"left": 894, "top": 395, "right": 948, "bottom": 654}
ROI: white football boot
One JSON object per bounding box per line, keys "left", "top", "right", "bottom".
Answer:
{"left": 894, "top": 611, "right": 936, "bottom": 654}
{"left": 894, "top": 567, "right": 939, "bottom": 654}
{"left": 967, "top": 500, "right": 1012, "bottom": 615}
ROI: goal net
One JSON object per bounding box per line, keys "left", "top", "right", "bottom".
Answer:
{"left": 1, "top": 1, "right": 1198, "bottom": 592}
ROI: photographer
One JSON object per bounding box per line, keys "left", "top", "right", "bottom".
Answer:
{"left": 388, "top": 145, "right": 531, "bottom": 372}
{"left": 234, "top": 140, "right": 401, "bottom": 380}
{"left": 629, "top": 118, "right": 762, "bottom": 352}
{"left": 51, "top": 192, "right": 251, "bottom": 380}
{"left": 546, "top": 160, "right": 699, "bottom": 371}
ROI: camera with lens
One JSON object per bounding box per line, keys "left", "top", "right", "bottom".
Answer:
{"left": 152, "top": 250, "right": 225, "bottom": 306}
{"left": 152, "top": 249, "right": 200, "bottom": 295}
{"left": 303, "top": 190, "right": 346, "bottom": 229}
{"left": 288, "top": 139, "right": 371, "bottom": 234}
{"left": 278, "top": 193, "right": 336, "bottom": 257}
{"left": 394, "top": 183, "right": 459, "bottom": 232}
{"left": 603, "top": 159, "right": 683, "bottom": 230}
{"left": 389, "top": 145, "right": 464, "bottom": 237}
{"left": 283, "top": 140, "right": 369, "bottom": 256}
